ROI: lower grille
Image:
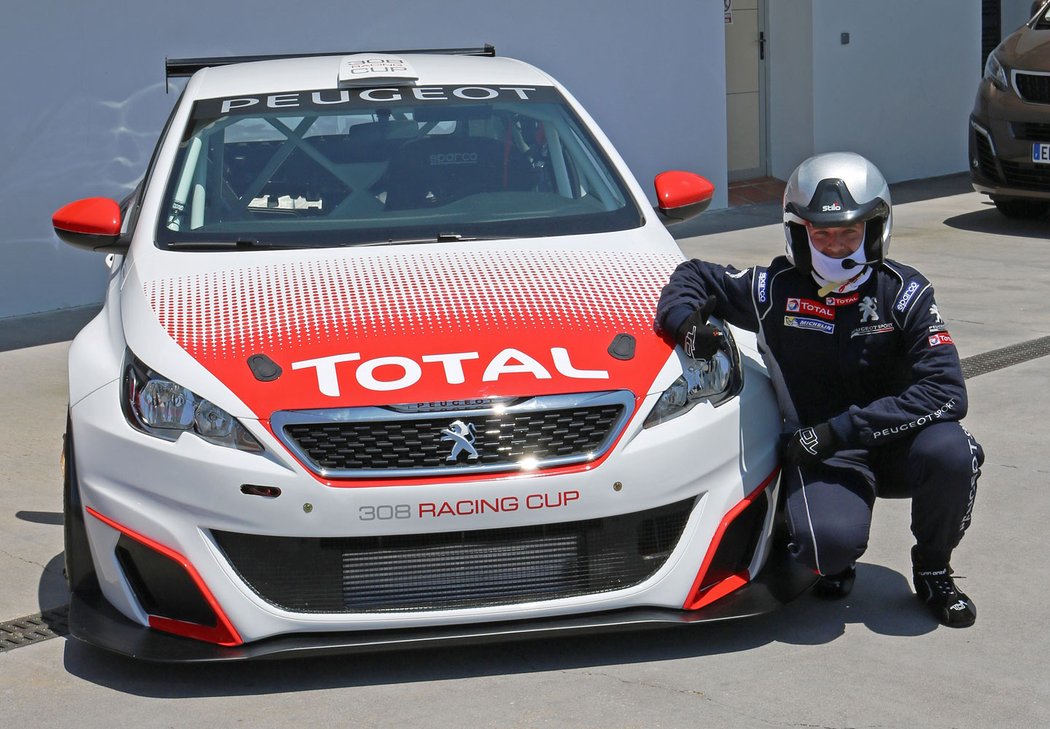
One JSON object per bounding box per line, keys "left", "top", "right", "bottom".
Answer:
{"left": 212, "top": 498, "right": 694, "bottom": 613}
{"left": 1000, "top": 159, "right": 1050, "bottom": 191}
{"left": 1011, "top": 121, "right": 1050, "bottom": 141}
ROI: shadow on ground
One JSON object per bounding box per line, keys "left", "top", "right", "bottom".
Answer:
{"left": 943, "top": 199, "right": 1050, "bottom": 240}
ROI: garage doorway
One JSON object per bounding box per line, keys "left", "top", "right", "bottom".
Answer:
{"left": 725, "top": 0, "right": 768, "bottom": 183}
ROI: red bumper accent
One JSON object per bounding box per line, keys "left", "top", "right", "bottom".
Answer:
{"left": 683, "top": 467, "right": 780, "bottom": 610}
{"left": 85, "top": 507, "right": 243, "bottom": 646}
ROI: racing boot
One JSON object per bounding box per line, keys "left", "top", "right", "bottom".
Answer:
{"left": 813, "top": 564, "right": 856, "bottom": 600}
{"left": 912, "top": 549, "right": 976, "bottom": 628}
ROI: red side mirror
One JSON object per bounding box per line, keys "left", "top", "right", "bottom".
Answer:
{"left": 52, "top": 197, "right": 124, "bottom": 252}
{"left": 654, "top": 171, "right": 715, "bottom": 222}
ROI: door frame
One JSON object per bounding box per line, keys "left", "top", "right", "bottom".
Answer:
{"left": 726, "top": 0, "right": 770, "bottom": 183}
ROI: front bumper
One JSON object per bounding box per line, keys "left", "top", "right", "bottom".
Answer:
{"left": 969, "top": 79, "right": 1050, "bottom": 200}
{"left": 67, "top": 536, "right": 815, "bottom": 662}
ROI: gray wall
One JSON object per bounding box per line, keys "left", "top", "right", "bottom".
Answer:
{"left": 768, "top": 1, "right": 981, "bottom": 185}
{"left": 1, "top": 2, "right": 726, "bottom": 319}
{"left": 768, "top": 2, "right": 815, "bottom": 180}
{"left": 1004, "top": 0, "right": 1041, "bottom": 31}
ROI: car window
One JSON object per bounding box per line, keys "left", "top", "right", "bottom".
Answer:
{"left": 158, "top": 85, "right": 642, "bottom": 248}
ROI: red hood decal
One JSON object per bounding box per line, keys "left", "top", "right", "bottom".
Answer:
{"left": 144, "top": 248, "right": 680, "bottom": 417}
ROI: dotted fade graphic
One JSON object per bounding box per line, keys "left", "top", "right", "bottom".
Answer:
{"left": 145, "top": 249, "right": 682, "bottom": 360}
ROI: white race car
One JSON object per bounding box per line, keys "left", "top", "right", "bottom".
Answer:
{"left": 53, "top": 47, "right": 810, "bottom": 661}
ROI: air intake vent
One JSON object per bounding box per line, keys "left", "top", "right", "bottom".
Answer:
{"left": 212, "top": 498, "right": 695, "bottom": 613}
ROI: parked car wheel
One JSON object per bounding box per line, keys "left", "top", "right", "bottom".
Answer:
{"left": 993, "top": 197, "right": 1050, "bottom": 218}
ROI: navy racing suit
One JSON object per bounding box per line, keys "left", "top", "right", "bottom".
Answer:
{"left": 656, "top": 256, "right": 982, "bottom": 575}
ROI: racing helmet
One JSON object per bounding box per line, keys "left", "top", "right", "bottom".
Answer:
{"left": 782, "top": 152, "right": 892, "bottom": 275}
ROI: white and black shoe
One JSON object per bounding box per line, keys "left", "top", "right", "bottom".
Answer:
{"left": 912, "top": 565, "right": 976, "bottom": 628}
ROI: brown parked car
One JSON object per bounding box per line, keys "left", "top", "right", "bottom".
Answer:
{"left": 970, "top": 1, "right": 1050, "bottom": 217}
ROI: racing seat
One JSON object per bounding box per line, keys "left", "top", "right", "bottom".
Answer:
{"left": 302, "top": 121, "right": 421, "bottom": 165}
{"left": 383, "top": 135, "right": 532, "bottom": 209}
{"left": 342, "top": 120, "right": 421, "bottom": 162}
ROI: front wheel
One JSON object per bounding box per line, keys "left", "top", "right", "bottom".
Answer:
{"left": 63, "top": 414, "right": 98, "bottom": 596}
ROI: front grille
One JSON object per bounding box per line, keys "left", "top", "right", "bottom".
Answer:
{"left": 1011, "top": 121, "right": 1050, "bottom": 141}
{"left": 212, "top": 498, "right": 695, "bottom": 613}
{"left": 1015, "top": 72, "right": 1050, "bottom": 104}
{"left": 999, "top": 159, "right": 1050, "bottom": 191}
{"left": 272, "top": 391, "right": 634, "bottom": 478}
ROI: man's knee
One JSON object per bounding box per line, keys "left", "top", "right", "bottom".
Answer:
{"left": 909, "top": 422, "right": 982, "bottom": 478}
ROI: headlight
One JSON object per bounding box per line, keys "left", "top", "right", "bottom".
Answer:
{"left": 983, "top": 53, "right": 1008, "bottom": 91}
{"left": 643, "top": 321, "right": 743, "bottom": 428}
{"left": 121, "top": 353, "right": 263, "bottom": 452}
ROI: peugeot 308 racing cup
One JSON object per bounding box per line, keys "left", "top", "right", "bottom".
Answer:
{"left": 52, "top": 47, "right": 811, "bottom": 661}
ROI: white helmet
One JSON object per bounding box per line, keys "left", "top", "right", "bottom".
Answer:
{"left": 783, "top": 152, "right": 892, "bottom": 275}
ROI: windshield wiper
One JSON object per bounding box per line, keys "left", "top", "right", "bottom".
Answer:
{"left": 163, "top": 238, "right": 308, "bottom": 250}
{"left": 357, "top": 233, "right": 504, "bottom": 247}
{"left": 164, "top": 233, "right": 508, "bottom": 250}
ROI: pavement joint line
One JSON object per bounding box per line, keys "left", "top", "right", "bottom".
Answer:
{"left": 0, "top": 336, "right": 1042, "bottom": 655}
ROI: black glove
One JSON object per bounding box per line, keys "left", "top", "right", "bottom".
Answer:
{"left": 675, "top": 297, "right": 723, "bottom": 360}
{"left": 783, "top": 423, "right": 838, "bottom": 465}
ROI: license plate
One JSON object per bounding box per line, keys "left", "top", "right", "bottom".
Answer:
{"left": 1033, "top": 143, "right": 1050, "bottom": 163}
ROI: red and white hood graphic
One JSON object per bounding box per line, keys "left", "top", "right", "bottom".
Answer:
{"left": 128, "top": 240, "right": 683, "bottom": 419}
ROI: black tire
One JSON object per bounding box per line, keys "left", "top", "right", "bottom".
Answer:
{"left": 63, "top": 414, "right": 99, "bottom": 596}
{"left": 993, "top": 198, "right": 1050, "bottom": 219}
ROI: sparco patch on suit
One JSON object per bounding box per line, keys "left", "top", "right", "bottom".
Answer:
{"left": 784, "top": 316, "right": 834, "bottom": 334}
{"left": 896, "top": 281, "right": 921, "bottom": 312}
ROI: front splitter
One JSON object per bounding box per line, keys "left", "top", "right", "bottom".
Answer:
{"left": 67, "top": 545, "right": 816, "bottom": 663}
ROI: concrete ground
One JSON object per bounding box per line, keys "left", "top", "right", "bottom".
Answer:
{"left": 1, "top": 175, "right": 1048, "bottom": 728}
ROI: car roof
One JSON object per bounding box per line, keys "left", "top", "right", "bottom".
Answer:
{"left": 185, "top": 53, "right": 556, "bottom": 99}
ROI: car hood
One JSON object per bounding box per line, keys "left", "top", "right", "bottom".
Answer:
{"left": 1002, "top": 26, "right": 1050, "bottom": 67}
{"left": 125, "top": 238, "right": 683, "bottom": 419}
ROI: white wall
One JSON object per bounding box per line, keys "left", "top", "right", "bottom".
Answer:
{"left": 769, "top": 0, "right": 981, "bottom": 185}
{"left": 0, "top": 2, "right": 726, "bottom": 319}
{"left": 768, "top": 1, "right": 815, "bottom": 181}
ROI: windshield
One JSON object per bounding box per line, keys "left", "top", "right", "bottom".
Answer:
{"left": 157, "top": 85, "right": 643, "bottom": 248}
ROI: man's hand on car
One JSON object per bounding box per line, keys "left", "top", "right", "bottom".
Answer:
{"left": 675, "top": 297, "right": 722, "bottom": 360}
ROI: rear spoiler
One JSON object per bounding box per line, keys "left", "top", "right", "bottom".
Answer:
{"left": 165, "top": 45, "right": 496, "bottom": 81}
